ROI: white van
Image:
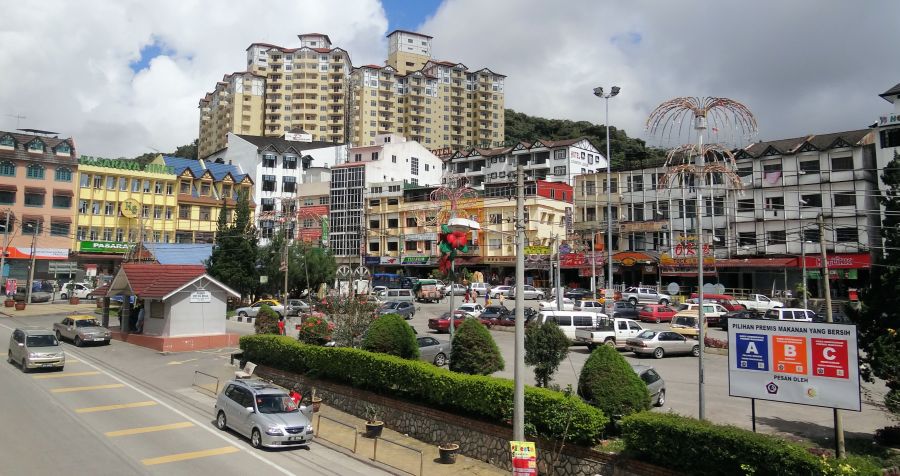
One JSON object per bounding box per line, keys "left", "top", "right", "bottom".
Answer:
{"left": 469, "top": 282, "right": 491, "bottom": 297}
{"left": 764, "top": 308, "right": 816, "bottom": 322}
{"left": 382, "top": 288, "right": 414, "bottom": 303}
{"left": 537, "top": 311, "right": 605, "bottom": 341}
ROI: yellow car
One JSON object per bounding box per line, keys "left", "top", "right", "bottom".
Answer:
{"left": 669, "top": 313, "right": 709, "bottom": 338}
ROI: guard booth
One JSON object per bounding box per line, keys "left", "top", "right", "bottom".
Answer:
{"left": 105, "top": 263, "right": 240, "bottom": 352}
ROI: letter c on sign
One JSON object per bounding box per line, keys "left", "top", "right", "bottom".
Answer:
{"left": 823, "top": 347, "right": 836, "bottom": 361}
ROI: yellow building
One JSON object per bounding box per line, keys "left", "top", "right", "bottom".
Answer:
{"left": 198, "top": 31, "right": 505, "bottom": 158}
{"left": 74, "top": 155, "right": 178, "bottom": 274}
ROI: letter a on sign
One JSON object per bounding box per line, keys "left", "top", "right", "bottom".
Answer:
{"left": 745, "top": 341, "right": 758, "bottom": 355}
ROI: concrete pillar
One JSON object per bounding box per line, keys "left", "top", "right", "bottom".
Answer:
{"left": 101, "top": 297, "right": 110, "bottom": 328}
{"left": 121, "top": 299, "right": 132, "bottom": 334}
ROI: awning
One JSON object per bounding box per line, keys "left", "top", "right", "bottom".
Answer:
{"left": 715, "top": 258, "right": 797, "bottom": 268}
{"left": 0, "top": 184, "right": 16, "bottom": 192}
{"left": 24, "top": 187, "right": 45, "bottom": 194}
{"left": 21, "top": 214, "right": 43, "bottom": 222}
{"left": 53, "top": 188, "right": 74, "bottom": 196}
{"left": 51, "top": 216, "right": 72, "bottom": 223}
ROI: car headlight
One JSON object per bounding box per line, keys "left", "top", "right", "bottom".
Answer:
{"left": 265, "top": 426, "right": 284, "bottom": 436}
{"left": 28, "top": 352, "right": 39, "bottom": 358}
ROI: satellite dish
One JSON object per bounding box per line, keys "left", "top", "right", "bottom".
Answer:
{"left": 666, "top": 282, "right": 680, "bottom": 295}
{"left": 714, "top": 284, "right": 725, "bottom": 294}
{"left": 702, "top": 283, "right": 717, "bottom": 294}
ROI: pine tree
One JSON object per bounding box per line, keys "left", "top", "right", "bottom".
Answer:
{"left": 206, "top": 190, "right": 259, "bottom": 299}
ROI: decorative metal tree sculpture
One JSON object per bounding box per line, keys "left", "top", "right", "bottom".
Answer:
{"left": 646, "top": 96, "right": 757, "bottom": 421}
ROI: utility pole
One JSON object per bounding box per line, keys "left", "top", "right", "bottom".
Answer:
{"left": 695, "top": 116, "right": 707, "bottom": 421}
{"left": 801, "top": 239, "right": 808, "bottom": 310}
{"left": 554, "top": 234, "right": 563, "bottom": 311}
{"left": 25, "top": 221, "right": 38, "bottom": 305}
{"left": 513, "top": 161, "right": 526, "bottom": 441}
{"left": 818, "top": 213, "right": 845, "bottom": 458}
{"left": 0, "top": 210, "right": 10, "bottom": 287}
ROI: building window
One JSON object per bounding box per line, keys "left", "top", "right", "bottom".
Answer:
{"left": 26, "top": 163, "right": 45, "bottom": 179}
{"left": 52, "top": 194, "right": 71, "bottom": 208}
{"left": 23, "top": 220, "right": 43, "bottom": 234}
{"left": 0, "top": 191, "right": 14, "bottom": 205}
{"left": 263, "top": 154, "right": 276, "bottom": 167}
{"left": 0, "top": 161, "right": 14, "bottom": 177}
{"left": 55, "top": 167, "right": 72, "bottom": 182}
{"left": 319, "top": 196, "right": 328, "bottom": 205}
{"left": 831, "top": 156, "right": 854, "bottom": 172}
{"left": 369, "top": 242, "right": 380, "bottom": 252}
{"left": 79, "top": 174, "right": 90, "bottom": 188}
{"left": 132, "top": 179, "right": 140, "bottom": 192}
{"left": 199, "top": 206, "right": 211, "bottom": 221}
{"left": 880, "top": 128, "right": 900, "bottom": 148}
{"left": 153, "top": 206, "right": 162, "bottom": 219}
{"left": 404, "top": 240, "right": 417, "bottom": 251}
{"left": 553, "top": 166, "right": 566, "bottom": 176}
{"left": 153, "top": 181, "right": 162, "bottom": 194}
{"left": 27, "top": 141, "right": 44, "bottom": 152}
{"left": 106, "top": 176, "right": 116, "bottom": 189}
{"left": 24, "top": 192, "right": 44, "bottom": 207}
{"left": 803, "top": 228, "right": 820, "bottom": 243}
{"left": 302, "top": 219, "right": 314, "bottom": 228}
{"left": 0, "top": 136, "right": 13, "bottom": 147}
{"left": 767, "top": 230, "right": 786, "bottom": 245}
{"left": 92, "top": 175, "right": 102, "bottom": 189}
{"left": 630, "top": 175, "right": 643, "bottom": 192}
{"left": 90, "top": 201, "right": 100, "bottom": 215}
{"left": 405, "top": 217, "right": 417, "bottom": 227}
{"left": 372, "top": 152, "right": 379, "bottom": 161}
{"left": 738, "top": 232, "right": 756, "bottom": 247}
{"left": 116, "top": 228, "right": 124, "bottom": 241}
{"left": 411, "top": 157, "right": 419, "bottom": 175}
{"left": 737, "top": 199, "right": 755, "bottom": 212}
{"left": 283, "top": 156, "right": 297, "bottom": 169}
{"left": 222, "top": 185, "right": 231, "bottom": 198}
{"left": 764, "top": 196, "right": 784, "bottom": 211}
{"left": 283, "top": 176, "right": 297, "bottom": 193}
{"left": 554, "top": 149, "right": 566, "bottom": 160}
{"left": 836, "top": 227, "right": 858, "bottom": 243}
{"left": 77, "top": 227, "right": 87, "bottom": 240}
{"left": 799, "top": 159, "right": 820, "bottom": 174}
{"left": 102, "top": 228, "right": 113, "bottom": 241}
{"left": 165, "top": 207, "right": 173, "bottom": 220}
{"left": 369, "top": 219, "right": 380, "bottom": 229}
{"left": 103, "top": 202, "right": 114, "bottom": 215}
{"left": 166, "top": 183, "right": 173, "bottom": 195}
{"left": 142, "top": 205, "right": 150, "bottom": 218}
{"left": 387, "top": 218, "right": 399, "bottom": 228}
{"left": 50, "top": 222, "right": 72, "bottom": 236}
{"left": 119, "top": 177, "right": 128, "bottom": 191}
{"left": 387, "top": 198, "right": 399, "bottom": 205}
{"left": 303, "top": 198, "right": 314, "bottom": 206}
{"left": 200, "top": 183, "right": 211, "bottom": 196}
{"left": 143, "top": 180, "right": 151, "bottom": 193}
{"left": 833, "top": 192, "right": 855, "bottom": 207}
{"left": 261, "top": 198, "right": 275, "bottom": 212}
{"left": 262, "top": 175, "right": 276, "bottom": 192}
{"left": 178, "top": 205, "right": 191, "bottom": 219}
{"left": 387, "top": 241, "right": 399, "bottom": 252}
{"left": 392, "top": 155, "right": 397, "bottom": 163}
{"left": 180, "top": 181, "right": 191, "bottom": 194}
{"left": 489, "top": 213, "right": 502, "bottom": 225}
{"left": 801, "top": 193, "right": 822, "bottom": 208}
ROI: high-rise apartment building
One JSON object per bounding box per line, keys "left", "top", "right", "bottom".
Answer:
{"left": 198, "top": 31, "right": 505, "bottom": 159}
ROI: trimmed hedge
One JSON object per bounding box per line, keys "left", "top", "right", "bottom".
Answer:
{"left": 621, "top": 412, "right": 879, "bottom": 476}
{"left": 578, "top": 345, "right": 649, "bottom": 417}
{"left": 240, "top": 334, "right": 608, "bottom": 445}
{"left": 254, "top": 304, "right": 280, "bottom": 335}
{"left": 449, "top": 318, "right": 504, "bottom": 375}
{"left": 362, "top": 313, "right": 418, "bottom": 359}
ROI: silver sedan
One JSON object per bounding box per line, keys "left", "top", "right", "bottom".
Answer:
{"left": 417, "top": 336, "right": 450, "bottom": 366}
{"left": 625, "top": 330, "right": 700, "bottom": 359}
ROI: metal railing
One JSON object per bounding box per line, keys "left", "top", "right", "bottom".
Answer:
{"left": 192, "top": 371, "right": 220, "bottom": 397}
{"left": 372, "top": 436, "right": 424, "bottom": 476}
{"left": 315, "top": 413, "right": 359, "bottom": 454}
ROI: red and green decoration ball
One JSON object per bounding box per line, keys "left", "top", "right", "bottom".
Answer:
{"left": 438, "top": 224, "right": 469, "bottom": 273}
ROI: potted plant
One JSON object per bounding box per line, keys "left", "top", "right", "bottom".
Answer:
{"left": 363, "top": 404, "right": 383, "bottom": 438}
{"left": 69, "top": 296, "right": 80, "bottom": 305}
{"left": 14, "top": 300, "right": 26, "bottom": 311}
{"left": 310, "top": 388, "right": 322, "bottom": 412}
{"left": 4, "top": 297, "right": 14, "bottom": 307}
{"left": 438, "top": 443, "right": 459, "bottom": 464}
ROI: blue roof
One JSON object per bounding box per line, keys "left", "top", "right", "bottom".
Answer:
{"left": 145, "top": 243, "right": 213, "bottom": 266}
{"left": 163, "top": 155, "right": 248, "bottom": 183}
{"left": 205, "top": 160, "right": 248, "bottom": 182}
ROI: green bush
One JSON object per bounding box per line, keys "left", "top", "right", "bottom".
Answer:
{"left": 240, "top": 334, "right": 608, "bottom": 445}
{"left": 578, "top": 345, "right": 649, "bottom": 416}
{"left": 296, "top": 314, "right": 332, "bottom": 345}
{"left": 254, "top": 304, "right": 280, "bottom": 335}
{"left": 525, "top": 321, "right": 570, "bottom": 387}
{"left": 362, "top": 313, "right": 419, "bottom": 359}
{"left": 449, "top": 318, "right": 504, "bottom": 375}
{"left": 621, "top": 412, "right": 879, "bottom": 476}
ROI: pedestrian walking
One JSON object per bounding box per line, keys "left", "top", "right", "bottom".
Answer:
{"left": 499, "top": 293, "right": 505, "bottom": 306}
{"left": 278, "top": 315, "right": 286, "bottom": 336}
{"left": 484, "top": 291, "right": 489, "bottom": 306}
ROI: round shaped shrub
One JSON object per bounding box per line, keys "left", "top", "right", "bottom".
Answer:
{"left": 254, "top": 304, "right": 281, "bottom": 335}
{"left": 449, "top": 318, "right": 504, "bottom": 375}
{"left": 361, "top": 313, "right": 419, "bottom": 359}
{"left": 297, "top": 314, "right": 332, "bottom": 345}
{"left": 578, "top": 345, "right": 649, "bottom": 416}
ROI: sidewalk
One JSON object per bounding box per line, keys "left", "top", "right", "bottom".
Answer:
{"left": 0, "top": 301, "right": 97, "bottom": 318}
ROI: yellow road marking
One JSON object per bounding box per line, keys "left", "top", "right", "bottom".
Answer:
{"left": 33, "top": 371, "right": 100, "bottom": 380}
{"left": 52, "top": 384, "right": 125, "bottom": 393}
{"left": 76, "top": 401, "right": 157, "bottom": 413}
{"left": 105, "top": 421, "right": 194, "bottom": 437}
{"left": 141, "top": 446, "right": 239, "bottom": 466}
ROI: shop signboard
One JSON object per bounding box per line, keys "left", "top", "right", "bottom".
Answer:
{"left": 78, "top": 241, "right": 132, "bottom": 254}
{"left": 405, "top": 232, "right": 437, "bottom": 242}
{"left": 509, "top": 441, "right": 537, "bottom": 475}
{"left": 800, "top": 253, "right": 870, "bottom": 269}
{"left": 401, "top": 256, "right": 434, "bottom": 265}
{"left": 190, "top": 290, "right": 211, "bottom": 303}
{"left": 524, "top": 245, "right": 550, "bottom": 255}
{"left": 379, "top": 256, "right": 399, "bottom": 265}
{"left": 727, "top": 319, "right": 860, "bottom": 411}
{"left": 5, "top": 247, "right": 70, "bottom": 260}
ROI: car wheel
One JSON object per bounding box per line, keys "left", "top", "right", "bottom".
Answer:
{"left": 629, "top": 297, "right": 638, "bottom": 306}
{"left": 587, "top": 343, "right": 597, "bottom": 352}
{"left": 61, "top": 293, "right": 68, "bottom": 299}
{"left": 433, "top": 353, "right": 447, "bottom": 367}
{"left": 238, "top": 311, "right": 248, "bottom": 318}
{"left": 21, "top": 358, "right": 29, "bottom": 373}
{"left": 250, "top": 428, "right": 263, "bottom": 449}
{"left": 55, "top": 330, "right": 62, "bottom": 341}
{"left": 216, "top": 411, "right": 227, "bottom": 430}
{"left": 660, "top": 299, "right": 669, "bottom": 306}
{"left": 604, "top": 339, "right": 616, "bottom": 348}
{"left": 74, "top": 336, "right": 83, "bottom": 347}
{"left": 6, "top": 352, "right": 12, "bottom": 364}
{"left": 692, "top": 345, "right": 700, "bottom": 357}
{"left": 655, "top": 389, "right": 666, "bottom": 407}
{"left": 653, "top": 347, "right": 665, "bottom": 359}
{"left": 654, "top": 317, "right": 661, "bottom": 324}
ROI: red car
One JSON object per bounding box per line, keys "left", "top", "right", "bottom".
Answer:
{"left": 427, "top": 311, "right": 493, "bottom": 333}
{"left": 638, "top": 304, "right": 678, "bottom": 323}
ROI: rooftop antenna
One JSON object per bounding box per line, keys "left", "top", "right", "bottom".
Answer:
{"left": 5, "top": 114, "right": 27, "bottom": 129}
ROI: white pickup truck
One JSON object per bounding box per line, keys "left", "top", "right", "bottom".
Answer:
{"left": 574, "top": 317, "right": 645, "bottom": 350}
{"left": 736, "top": 294, "right": 783, "bottom": 314}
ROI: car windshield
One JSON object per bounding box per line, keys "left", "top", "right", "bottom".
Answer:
{"left": 26, "top": 335, "right": 59, "bottom": 347}
{"left": 255, "top": 394, "right": 298, "bottom": 414}
{"left": 637, "top": 330, "right": 657, "bottom": 339}
{"left": 75, "top": 319, "right": 101, "bottom": 327}
{"left": 382, "top": 302, "right": 400, "bottom": 309}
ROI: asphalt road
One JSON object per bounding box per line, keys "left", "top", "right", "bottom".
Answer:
{"left": 0, "top": 314, "right": 389, "bottom": 476}
{"left": 401, "top": 298, "right": 892, "bottom": 442}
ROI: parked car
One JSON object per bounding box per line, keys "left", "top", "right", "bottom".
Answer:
{"left": 480, "top": 305, "right": 513, "bottom": 326}
{"left": 690, "top": 293, "right": 745, "bottom": 312}
{"left": 638, "top": 304, "right": 678, "bottom": 323}
{"left": 53, "top": 315, "right": 111, "bottom": 346}
{"left": 604, "top": 301, "right": 639, "bottom": 319}
{"left": 456, "top": 303, "right": 484, "bottom": 317}
{"left": 446, "top": 283, "right": 467, "bottom": 296}
{"left": 563, "top": 288, "right": 594, "bottom": 300}
{"left": 669, "top": 315, "right": 707, "bottom": 338}
{"left": 632, "top": 363, "right": 666, "bottom": 407}
{"left": 489, "top": 285, "right": 512, "bottom": 298}
{"left": 378, "top": 301, "right": 416, "bottom": 319}
{"left": 573, "top": 316, "right": 643, "bottom": 349}
{"left": 7, "top": 327, "right": 65, "bottom": 372}
{"left": 234, "top": 300, "right": 285, "bottom": 318}
{"left": 379, "top": 288, "right": 414, "bottom": 303}
{"left": 539, "top": 298, "right": 575, "bottom": 311}
{"left": 285, "top": 299, "right": 311, "bottom": 316}
{"left": 14, "top": 285, "right": 52, "bottom": 303}
{"left": 625, "top": 329, "right": 700, "bottom": 359}
{"left": 622, "top": 287, "right": 672, "bottom": 305}
{"left": 372, "top": 286, "right": 388, "bottom": 296}
{"left": 574, "top": 300, "right": 605, "bottom": 313}
{"left": 214, "top": 379, "right": 314, "bottom": 448}
{"left": 719, "top": 309, "right": 757, "bottom": 329}
{"left": 763, "top": 308, "right": 816, "bottom": 322}
{"left": 469, "top": 282, "right": 491, "bottom": 297}
{"left": 538, "top": 311, "right": 611, "bottom": 342}
{"left": 417, "top": 336, "right": 451, "bottom": 366}
{"left": 675, "top": 302, "right": 728, "bottom": 327}
{"left": 736, "top": 294, "right": 783, "bottom": 314}
{"left": 427, "top": 311, "right": 493, "bottom": 333}
{"left": 60, "top": 282, "right": 95, "bottom": 300}
{"left": 509, "top": 285, "right": 545, "bottom": 300}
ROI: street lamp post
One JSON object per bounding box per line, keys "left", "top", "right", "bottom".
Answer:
{"left": 801, "top": 239, "right": 809, "bottom": 310}
{"left": 593, "top": 86, "right": 620, "bottom": 300}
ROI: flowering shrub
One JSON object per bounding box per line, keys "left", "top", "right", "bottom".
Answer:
{"left": 315, "top": 295, "right": 378, "bottom": 347}
{"left": 297, "top": 314, "right": 333, "bottom": 345}
{"left": 704, "top": 336, "right": 728, "bottom": 349}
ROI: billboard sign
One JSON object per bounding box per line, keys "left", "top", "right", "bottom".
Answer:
{"left": 727, "top": 319, "right": 860, "bottom": 411}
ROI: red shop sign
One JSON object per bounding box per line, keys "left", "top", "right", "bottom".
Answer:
{"left": 802, "top": 253, "right": 870, "bottom": 269}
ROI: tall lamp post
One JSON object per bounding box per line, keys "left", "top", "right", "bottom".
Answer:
{"left": 800, "top": 239, "right": 810, "bottom": 310}
{"left": 593, "top": 86, "right": 620, "bottom": 299}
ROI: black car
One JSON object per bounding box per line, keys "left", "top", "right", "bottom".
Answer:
{"left": 719, "top": 309, "right": 756, "bottom": 329}
{"left": 605, "top": 301, "right": 638, "bottom": 319}
{"left": 564, "top": 288, "right": 594, "bottom": 300}
{"left": 480, "top": 305, "right": 512, "bottom": 325}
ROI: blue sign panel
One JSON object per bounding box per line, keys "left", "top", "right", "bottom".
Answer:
{"left": 735, "top": 333, "right": 769, "bottom": 371}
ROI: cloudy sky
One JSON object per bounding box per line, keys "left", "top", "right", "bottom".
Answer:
{"left": 1, "top": 0, "right": 899, "bottom": 157}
